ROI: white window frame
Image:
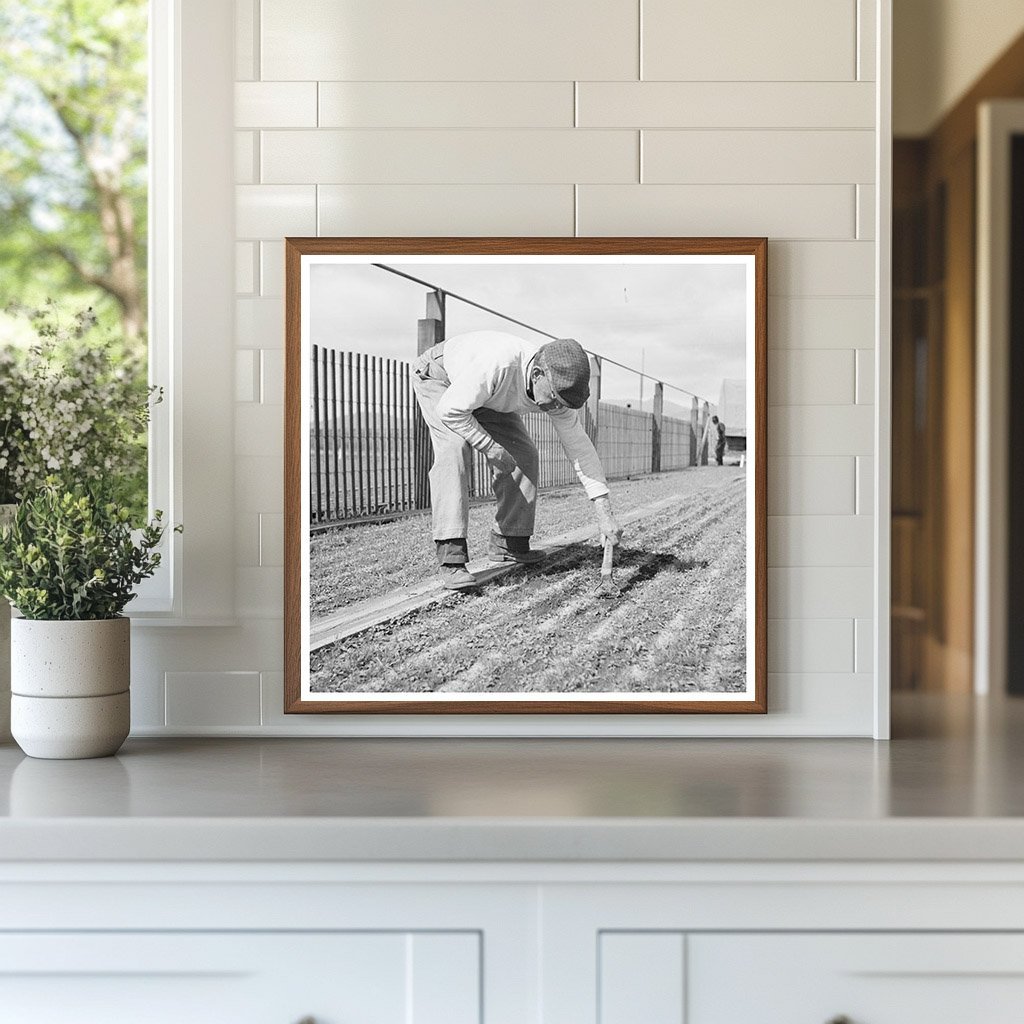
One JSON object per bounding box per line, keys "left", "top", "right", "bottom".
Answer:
{"left": 128, "top": 0, "right": 236, "bottom": 625}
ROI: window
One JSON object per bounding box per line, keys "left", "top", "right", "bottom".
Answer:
{"left": 0, "top": 0, "right": 151, "bottom": 520}
{"left": 3, "top": 0, "right": 241, "bottom": 621}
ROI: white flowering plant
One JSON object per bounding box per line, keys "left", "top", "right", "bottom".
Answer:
{"left": 0, "top": 478, "right": 174, "bottom": 620}
{"left": 0, "top": 344, "right": 25, "bottom": 506}
{"left": 0, "top": 302, "right": 157, "bottom": 519}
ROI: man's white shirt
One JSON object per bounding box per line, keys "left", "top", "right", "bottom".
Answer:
{"left": 436, "top": 330, "right": 610, "bottom": 499}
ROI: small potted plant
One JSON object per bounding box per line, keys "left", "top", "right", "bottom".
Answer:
{"left": 0, "top": 301, "right": 158, "bottom": 747}
{"left": 0, "top": 479, "right": 172, "bottom": 758}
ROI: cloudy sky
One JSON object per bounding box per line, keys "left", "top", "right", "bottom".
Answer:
{"left": 309, "top": 259, "right": 749, "bottom": 408}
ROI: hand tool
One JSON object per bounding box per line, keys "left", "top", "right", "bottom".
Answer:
{"left": 597, "top": 535, "right": 620, "bottom": 599}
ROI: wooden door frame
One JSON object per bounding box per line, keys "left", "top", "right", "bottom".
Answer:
{"left": 975, "top": 100, "right": 1024, "bottom": 696}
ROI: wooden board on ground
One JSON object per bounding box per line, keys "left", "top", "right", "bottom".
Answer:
{"left": 309, "top": 494, "right": 684, "bottom": 652}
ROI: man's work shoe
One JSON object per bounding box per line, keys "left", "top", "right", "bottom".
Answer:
{"left": 439, "top": 565, "right": 478, "bottom": 591}
{"left": 488, "top": 533, "right": 545, "bottom": 565}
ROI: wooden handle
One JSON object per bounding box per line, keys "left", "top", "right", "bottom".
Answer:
{"left": 601, "top": 537, "right": 615, "bottom": 576}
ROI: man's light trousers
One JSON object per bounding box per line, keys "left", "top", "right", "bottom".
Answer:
{"left": 412, "top": 350, "right": 539, "bottom": 544}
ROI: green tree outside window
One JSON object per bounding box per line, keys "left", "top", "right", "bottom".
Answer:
{"left": 0, "top": 0, "right": 150, "bottom": 518}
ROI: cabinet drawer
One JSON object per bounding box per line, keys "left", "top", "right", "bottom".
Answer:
{"left": 688, "top": 933, "right": 1024, "bottom": 1024}
{"left": 0, "top": 932, "right": 480, "bottom": 1024}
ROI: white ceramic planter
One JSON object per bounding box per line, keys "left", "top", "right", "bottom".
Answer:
{"left": 11, "top": 692, "right": 130, "bottom": 760}
{"left": 12, "top": 618, "right": 130, "bottom": 698}
{"left": 0, "top": 502, "right": 15, "bottom": 744}
{"left": 10, "top": 617, "right": 131, "bottom": 759}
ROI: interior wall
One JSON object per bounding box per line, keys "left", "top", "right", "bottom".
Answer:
{"left": 131, "top": 0, "right": 884, "bottom": 737}
{"left": 894, "top": 0, "right": 1024, "bottom": 136}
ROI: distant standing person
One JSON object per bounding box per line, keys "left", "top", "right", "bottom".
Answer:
{"left": 702, "top": 414, "right": 727, "bottom": 466}
{"left": 412, "top": 330, "right": 623, "bottom": 591}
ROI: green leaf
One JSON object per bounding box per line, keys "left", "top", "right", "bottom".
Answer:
{"left": 0, "top": 477, "right": 176, "bottom": 619}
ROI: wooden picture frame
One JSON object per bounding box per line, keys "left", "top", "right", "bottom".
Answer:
{"left": 285, "top": 237, "right": 767, "bottom": 715}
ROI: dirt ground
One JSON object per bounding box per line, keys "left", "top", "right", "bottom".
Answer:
{"left": 309, "top": 467, "right": 747, "bottom": 694}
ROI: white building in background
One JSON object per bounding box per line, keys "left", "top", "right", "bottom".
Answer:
{"left": 717, "top": 378, "right": 747, "bottom": 462}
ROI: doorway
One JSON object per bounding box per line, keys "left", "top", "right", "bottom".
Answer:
{"left": 976, "top": 100, "right": 1024, "bottom": 697}
{"left": 891, "top": 20, "right": 1024, "bottom": 696}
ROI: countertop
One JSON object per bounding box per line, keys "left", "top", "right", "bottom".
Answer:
{"left": 1, "top": 693, "right": 1023, "bottom": 862}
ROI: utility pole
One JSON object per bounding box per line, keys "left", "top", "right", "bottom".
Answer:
{"left": 417, "top": 289, "right": 445, "bottom": 355}
{"left": 414, "top": 289, "right": 446, "bottom": 507}
{"left": 652, "top": 381, "right": 664, "bottom": 472}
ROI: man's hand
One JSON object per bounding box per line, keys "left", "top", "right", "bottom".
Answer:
{"left": 592, "top": 494, "right": 622, "bottom": 544}
{"left": 485, "top": 443, "right": 517, "bottom": 476}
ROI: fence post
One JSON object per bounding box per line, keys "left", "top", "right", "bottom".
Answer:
{"left": 690, "top": 396, "right": 699, "bottom": 466}
{"left": 652, "top": 381, "right": 664, "bottom": 472}
{"left": 586, "top": 353, "right": 602, "bottom": 444}
{"left": 699, "top": 400, "right": 710, "bottom": 465}
{"left": 414, "top": 289, "right": 445, "bottom": 510}
{"left": 417, "top": 289, "right": 445, "bottom": 355}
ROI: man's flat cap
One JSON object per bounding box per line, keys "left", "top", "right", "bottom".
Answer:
{"left": 537, "top": 338, "right": 590, "bottom": 409}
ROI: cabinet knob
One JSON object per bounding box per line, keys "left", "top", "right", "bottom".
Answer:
{"left": 294, "top": 1018, "right": 316, "bottom": 1024}
{"left": 826, "top": 1017, "right": 854, "bottom": 1024}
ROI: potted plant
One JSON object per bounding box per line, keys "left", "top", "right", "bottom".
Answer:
{"left": 0, "top": 303, "right": 154, "bottom": 515}
{"left": 0, "top": 479, "right": 171, "bottom": 759}
{"left": 0, "top": 302, "right": 157, "bottom": 746}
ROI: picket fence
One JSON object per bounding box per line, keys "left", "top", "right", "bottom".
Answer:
{"left": 310, "top": 347, "right": 704, "bottom": 526}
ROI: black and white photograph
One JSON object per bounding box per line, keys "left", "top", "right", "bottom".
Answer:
{"left": 284, "top": 238, "right": 766, "bottom": 714}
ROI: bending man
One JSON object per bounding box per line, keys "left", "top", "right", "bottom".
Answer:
{"left": 412, "top": 330, "right": 622, "bottom": 590}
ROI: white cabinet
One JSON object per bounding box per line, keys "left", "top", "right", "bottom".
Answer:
{"left": 6, "top": 925, "right": 1024, "bottom": 1024}
{"left": 540, "top": 868, "right": 1024, "bottom": 1023}
{"left": 595, "top": 933, "right": 1024, "bottom": 1024}
{"left": 599, "top": 932, "right": 686, "bottom": 1024}
{"left": 0, "top": 932, "right": 480, "bottom": 1024}
{"left": 0, "top": 872, "right": 537, "bottom": 1024}
{"left": 4, "top": 862, "right": 1024, "bottom": 1023}
{"left": 689, "top": 934, "right": 1024, "bottom": 1024}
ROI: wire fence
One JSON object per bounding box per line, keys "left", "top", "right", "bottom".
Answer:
{"left": 310, "top": 346, "right": 706, "bottom": 526}
{"left": 595, "top": 403, "right": 658, "bottom": 480}
{"left": 662, "top": 414, "right": 696, "bottom": 471}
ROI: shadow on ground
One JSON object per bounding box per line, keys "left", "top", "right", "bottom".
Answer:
{"left": 497, "top": 543, "right": 705, "bottom": 597}
{"left": 613, "top": 549, "right": 708, "bottom": 596}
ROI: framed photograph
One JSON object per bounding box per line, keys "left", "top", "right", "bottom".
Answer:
{"left": 284, "top": 238, "right": 766, "bottom": 714}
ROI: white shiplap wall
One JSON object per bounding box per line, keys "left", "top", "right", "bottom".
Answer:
{"left": 134, "top": 0, "right": 886, "bottom": 737}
